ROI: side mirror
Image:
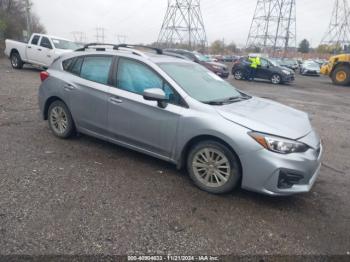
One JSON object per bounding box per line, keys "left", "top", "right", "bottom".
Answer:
{"left": 143, "top": 88, "right": 168, "bottom": 108}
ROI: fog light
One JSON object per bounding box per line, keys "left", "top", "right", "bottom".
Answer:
{"left": 278, "top": 170, "right": 304, "bottom": 189}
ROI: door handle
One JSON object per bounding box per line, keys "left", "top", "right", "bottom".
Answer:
{"left": 28, "top": 46, "right": 32, "bottom": 49}
{"left": 64, "top": 84, "right": 76, "bottom": 91}
{"left": 109, "top": 97, "right": 123, "bottom": 104}
{"left": 38, "top": 48, "right": 42, "bottom": 51}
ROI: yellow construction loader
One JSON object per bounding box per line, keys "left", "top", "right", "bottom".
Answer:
{"left": 320, "top": 54, "right": 350, "bottom": 86}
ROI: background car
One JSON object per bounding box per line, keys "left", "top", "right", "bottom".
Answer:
{"left": 165, "top": 49, "right": 229, "bottom": 78}
{"left": 300, "top": 61, "right": 321, "bottom": 76}
{"left": 232, "top": 57, "right": 295, "bottom": 84}
{"left": 279, "top": 58, "right": 299, "bottom": 71}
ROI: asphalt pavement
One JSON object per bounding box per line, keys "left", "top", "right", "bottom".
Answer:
{"left": 0, "top": 58, "right": 349, "bottom": 256}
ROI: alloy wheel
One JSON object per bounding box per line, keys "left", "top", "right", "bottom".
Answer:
{"left": 49, "top": 106, "right": 69, "bottom": 135}
{"left": 192, "top": 148, "right": 231, "bottom": 188}
{"left": 271, "top": 74, "right": 281, "bottom": 84}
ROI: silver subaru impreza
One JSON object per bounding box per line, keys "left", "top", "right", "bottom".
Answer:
{"left": 38, "top": 44, "right": 322, "bottom": 196}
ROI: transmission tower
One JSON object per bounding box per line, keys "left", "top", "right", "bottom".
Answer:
{"left": 246, "top": 0, "right": 296, "bottom": 55}
{"left": 157, "top": 0, "right": 207, "bottom": 50}
{"left": 71, "top": 31, "right": 87, "bottom": 44}
{"left": 320, "top": 0, "right": 350, "bottom": 50}
{"left": 95, "top": 27, "right": 106, "bottom": 43}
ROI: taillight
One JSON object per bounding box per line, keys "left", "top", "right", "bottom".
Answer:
{"left": 40, "top": 71, "right": 49, "bottom": 82}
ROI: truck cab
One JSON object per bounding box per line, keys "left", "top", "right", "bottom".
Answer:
{"left": 4, "top": 34, "right": 80, "bottom": 69}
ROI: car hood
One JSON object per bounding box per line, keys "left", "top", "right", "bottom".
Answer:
{"left": 216, "top": 97, "right": 311, "bottom": 139}
{"left": 207, "top": 61, "right": 227, "bottom": 68}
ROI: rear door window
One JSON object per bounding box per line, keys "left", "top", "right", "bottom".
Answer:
{"left": 31, "top": 35, "right": 40, "bottom": 45}
{"left": 80, "top": 56, "right": 113, "bottom": 84}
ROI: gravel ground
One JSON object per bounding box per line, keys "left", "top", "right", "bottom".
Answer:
{"left": 0, "top": 58, "right": 349, "bottom": 256}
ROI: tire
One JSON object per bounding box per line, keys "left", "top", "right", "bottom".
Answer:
{"left": 187, "top": 140, "right": 241, "bottom": 194}
{"left": 271, "top": 74, "right": 282, "bottom": 84}
{"left": 10, "top": 52, "right": 24, "bottom": 69}
{"left": 233, "top": 69, "right": 244, "bottom": 80}
{"left": 331, "top": 66, "right": 350, "bottom": 86}
{"left": 48, "top": 100, "right": 75, "bottom": 139}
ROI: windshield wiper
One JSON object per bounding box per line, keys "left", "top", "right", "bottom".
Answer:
{"left": 202, "top": 96, "right": 250, "bottom": 106}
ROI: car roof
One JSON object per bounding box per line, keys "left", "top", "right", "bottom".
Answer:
{"left": 58, "top": 48, "right": 193, "bottom": 64}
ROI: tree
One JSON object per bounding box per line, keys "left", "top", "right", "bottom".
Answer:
{"left": 210, "top": 40, "right": 225, "bottom": 54}
{"left": 298, "top": 39, "right": 310, "bottom": 53}
{"left": 226, "top": 42, "right": 237, "bottom": 53}
{"left": 0, "top": 0, "right": 45, "bottom": 43}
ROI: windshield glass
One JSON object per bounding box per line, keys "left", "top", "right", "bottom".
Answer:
{"left": 194, "top": 53, "right": 210, "bottom": 62}
{"left": 158, "top": 62, "right": 243, "bottom": 103}
{"left": 52, "top": 39, "right": 81, "bottom": 50}
{"left": 305, "top": 62, "right": 320, "bottom": 68}
{"left": 269, "top": 59, "right": 280, "bottom": 66}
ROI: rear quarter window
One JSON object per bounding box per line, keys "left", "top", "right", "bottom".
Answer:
{"left": 62, "top": 57, "right": 84, "bottom": 76}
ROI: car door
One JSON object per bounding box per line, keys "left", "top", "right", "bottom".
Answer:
{"left": 63, "top": 55, "right": 114, "bottom": 136}
{"left": 26, "top": 35, "right": 41, "bottom": 64}
{"left": 107, "top": 57, "right": 184, "bottom": 159}
{"left": 256, "top": 58, "right": 271, "bottom": 80}
{"left": 37, "top": 36, "right": 55, "bottom": 66}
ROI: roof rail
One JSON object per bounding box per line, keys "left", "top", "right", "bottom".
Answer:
{"left": 75, "top": 43, "right": 163, "bottom": 55}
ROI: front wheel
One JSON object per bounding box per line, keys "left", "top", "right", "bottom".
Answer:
{"left": 331, "top": 66, "right": 350, "bottom": 86}
{"left": 10, "top": 52, "right": 24, "bottom": 69}
{"left": 271, "top": 74, "right": 282, "bottom": 84}
{"left": 233, "top": 69, "right": 244, "bottom": 80}
{"left": 48, "top": 100, "right": 75, "bottom": 139}
{"left": 187, "top": 141, "right": 241, "bottom": 194}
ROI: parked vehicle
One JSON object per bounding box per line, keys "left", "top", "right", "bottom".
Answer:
{"left": 320, "top": 54, "right": 350, "bottom": 86}
{"left": 165, "top": 49, "right": 229, "bottom": 78}
{"left": 300, "top": 61, "right": 321, "bottom": 76}
{"left": 232, "top": 57, "right": 295, "bottom": 84}
{"left": 279, "top": 59, "right": 299, "bottom": 71}
{"left": 38, "top": 44, "right": 322, "bottom": 196}
{"left": 4, "top": 33, "right": 80, "bottom": 69}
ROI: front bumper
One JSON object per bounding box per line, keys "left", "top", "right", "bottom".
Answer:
{"left": 216, "top": 71, "right": 229, "bottom": 79}
{"left": 240, "top": 131, "right": 322, "bottom": 196}
{"left": 282, "top": 74, "right": 295, "bottom": 82}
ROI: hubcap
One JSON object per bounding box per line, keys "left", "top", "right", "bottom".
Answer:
{"left": 235, "top": 71, "right": 242, "bottom": 79}
{"left": 49, "top": 106, "right": 68, "bottom": 134}
{"left": 336, "top": 71, "right": 347, "bottom": 82}
{"left": 272, "top": 75, "right": 280, "bottom": 84}
{"left": 192, "top": 148, "right": 231, "bottom": 188}
{"left": 12, "top": 56, "right": 18, "bottom": 67}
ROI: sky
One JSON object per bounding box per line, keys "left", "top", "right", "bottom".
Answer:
{"left": 31, "top": 0, "right": 334, "bottom": 47}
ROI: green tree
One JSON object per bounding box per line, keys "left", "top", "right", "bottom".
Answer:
{"left": 298, "top": 39, "right": 310, "bottom": 53}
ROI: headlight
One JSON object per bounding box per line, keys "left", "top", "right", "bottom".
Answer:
{"left": 282, "top": 69, "right": 291, "bottom": 75}
{"left": 249, "top": 132, "right": 309, "bottom": 154}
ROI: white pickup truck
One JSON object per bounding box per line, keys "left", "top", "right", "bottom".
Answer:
{"left": 4, "top": 33, "right": 80, "bottom": 69}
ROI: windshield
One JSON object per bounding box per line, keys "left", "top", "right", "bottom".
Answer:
{"left": 305, "top": 62, "right": 320, "bottom": 68}
{"left": 194, "top": 53, "right": 210, "bottom": 62}
{"left": 269, "top": 59, "right": 280, "bottom": 67}
{"left": 52, "top": 39, "right": 81, "bottom": 50}
{"left": 158, "top": 62, "right": 244, "bottom": 103}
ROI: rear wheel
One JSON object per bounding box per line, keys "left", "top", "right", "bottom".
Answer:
{"left": 187, "top": 141, "right": 241, "bottom": 194}
{"left": 10, "top": 52, "right": 23, "bottom": 69}
{"left": 271, "top": 74, "right": 282, "bottom": 84}
{"left": 48, "top": 100, "right": 75, "bottom": 139}
{"left": 332, "top": 66, "right": 350, "bottom": 86}
{"left": 233, "top": 69, "right": 244, "bottom": 80}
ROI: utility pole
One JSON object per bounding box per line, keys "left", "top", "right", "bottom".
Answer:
{"left": 24, "top": 0, "right": 31, "bottom": 41}
{"left": 246, "top": 0, "right": 296, "bottom": 57}
{"left": 116, "top": 34, "right": 127, "bottom": 44}
{"left": 320, "top": 0, "right": 350, "bottom": 53}
{"left": 157, "top": 0, "right": 207, "bottom": 50}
